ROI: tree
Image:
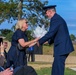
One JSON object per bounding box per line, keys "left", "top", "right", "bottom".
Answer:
{"left": 70, "top": 34, "right": 76, "bottom": 41}
{"left": 26, "top": 30, "right": 33, "bottom": 40}
{"left": 6, "top": 31, "right": 13, "bottom": 41}
{"left": 0, "top": 0, "right": 49, "bottom": 30}
{"left": 0, "top": 29, "right": 33, "bottom": 41}
{"left": 0, "top": 0, "right": 18, "bottom": 24}
{"left": 0, "top": 29, "right": 13, "bottom": 41}
{"left": 22, "top": 0, "right": 49, "bottom": 28}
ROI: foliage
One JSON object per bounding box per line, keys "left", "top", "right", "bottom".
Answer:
{"left": 22, "top": 0, "right": 49, "bottom": 29}
{"left": 26, "top": 30, "right": 33, "bottom": 40}
{"left": 0, "top": 29, "right": 13, "bottom": 41}
{"left": 5, "top": 31, "right": 13, "bottom": 42}
{"left": 0, "top": 0, "right": 18, "bottom": 23}
{"left": 0, "top": 0, "right": 49, "bottom": 30}
{"left": 0, "top": 29, "right": 33, "bottom": 41}
{"left": 70, "top": 34, "right": 76, "bottom": 41}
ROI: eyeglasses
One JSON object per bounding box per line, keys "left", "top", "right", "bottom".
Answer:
{"left": 25, "top": 22, "right": 28, "bottom": 24}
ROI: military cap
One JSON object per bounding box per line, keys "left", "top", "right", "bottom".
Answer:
{"left": 43, "top": 5, "right": 56, "bottom": 11}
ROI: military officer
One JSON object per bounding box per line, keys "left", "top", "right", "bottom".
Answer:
{"left": 37, "top": 5, "right": 74, "bottom": 75}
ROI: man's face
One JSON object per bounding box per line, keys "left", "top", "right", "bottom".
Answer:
{"left": 45, "top": 9, "right": 52, "bottom": 19}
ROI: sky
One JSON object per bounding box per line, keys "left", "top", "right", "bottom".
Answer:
{"left": 48, "top": 0, "right": 76, "bottom": 36}
{"left": 0, "top": 0, "right": 76, "bottom": 36}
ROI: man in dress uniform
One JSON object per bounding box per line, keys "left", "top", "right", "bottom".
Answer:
{"left": 37, "top": 5, "right": 74, "bottom": 75}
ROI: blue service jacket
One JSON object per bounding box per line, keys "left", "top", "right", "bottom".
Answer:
{"left": 39, "top": 13, "right": 74, "bottom": 56}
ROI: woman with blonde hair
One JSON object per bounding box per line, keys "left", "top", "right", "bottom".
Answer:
{"left": 0, "top": 42, "right": 5, "bottom": 68}
{"left": 6, "top": 18, "right": 39, "bottom": 69}
{"left": 0, "top": 40, "right": 13, "bottom": 75}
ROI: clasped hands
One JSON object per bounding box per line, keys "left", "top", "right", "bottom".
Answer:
{"left": 29, "top": 37, "right": 40, "bottom": 47}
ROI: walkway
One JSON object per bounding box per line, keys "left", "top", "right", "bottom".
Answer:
{"left": 28, "top": 55, "right": 76, "bottom": 71}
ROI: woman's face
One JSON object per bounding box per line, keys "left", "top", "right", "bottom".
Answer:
{"left": 22, "top": 20, "right": 28, "bottom": 31}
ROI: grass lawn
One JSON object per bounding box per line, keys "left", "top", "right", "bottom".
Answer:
{"left": 43, "top": 44, "right": 76, "bottom": 56}
{"left": 36, "top": 67, "right": 76, "bottom": 75}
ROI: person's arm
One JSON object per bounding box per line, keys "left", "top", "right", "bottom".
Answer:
{"left": 29, "top": 42, "right": 37, "bottom": 47}
{"left": 0, "top": 42, "right": 5, "bottom": 66}
{"left": 18, "top": 38, "right": 40, "bottom": 47}
{"left": 38, "top": 18, "right": 59, "bottom": 45}
{"left": 16, "top": 30, "right": 40, "bottom": 48}
{"left": 0, "top": 68, "right": 13, "bottom": 75}
{"left": 37, "top": 38, "right": 54, "bottom": 47}
{"left": 0, "top": 42, "right": 4, "bottom": 56}
{"left": 48, "top": 37, "right": 54, "bottom": 45}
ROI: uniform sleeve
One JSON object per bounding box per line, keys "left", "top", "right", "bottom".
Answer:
{"left": 39, "top": 19, "right": 60, "bottom": 45}
{"left": 48, "top": 37, "right": 54, "bottom": 45}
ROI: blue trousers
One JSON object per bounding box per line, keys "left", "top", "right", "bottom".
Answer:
{"left": 51, "top": 54, "right": 69, "bottom": 75}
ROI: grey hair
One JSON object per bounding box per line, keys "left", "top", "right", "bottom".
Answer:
{"left": 51, "top": 8, "right": 56, "bottom": 12}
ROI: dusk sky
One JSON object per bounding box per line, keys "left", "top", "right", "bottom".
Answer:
{"left": 0, "top": 0, "right": 76, "bottom": 36}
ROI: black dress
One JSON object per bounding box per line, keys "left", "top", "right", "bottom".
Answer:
{"left": 6, "top": 29, "right": 28, "bottom": 69}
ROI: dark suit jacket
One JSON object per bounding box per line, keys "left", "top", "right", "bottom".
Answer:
{"left": 39, "top": 13, "right": 74, "bottom": 56}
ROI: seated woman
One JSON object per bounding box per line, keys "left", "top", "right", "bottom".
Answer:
{"left": 0, "top": 42, "right": 5, "bottom": 68}
{"left": 0, "top": 42, "right": 13, "bottom": 75}
{"left": 0, "top": 40, "right": 8, "bottom": 69}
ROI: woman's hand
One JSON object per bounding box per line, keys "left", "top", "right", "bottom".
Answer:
{"left": 0, "top": 42, "right": 4, "bottom": 56}
{"left": 0, "top": 68, "right": 13, "bottom": 75}
{"left": 34, "top": 37, "right": 40, "bottom": 42}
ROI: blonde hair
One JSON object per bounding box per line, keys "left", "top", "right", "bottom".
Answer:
{"left": 15, "top": 18, "right": 26, "bottom": 30}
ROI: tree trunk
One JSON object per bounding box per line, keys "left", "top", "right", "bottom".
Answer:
{"left": 18, "top": 0, "right": 23, "bottom": 20}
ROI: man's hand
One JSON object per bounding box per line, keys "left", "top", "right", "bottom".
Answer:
{"left": 44, "top": 41, "right": 48, "bottom": 44}
{"left": 36, "top": 42, "right": 40, "bottom": 47}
